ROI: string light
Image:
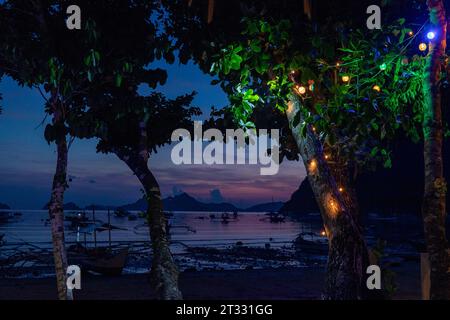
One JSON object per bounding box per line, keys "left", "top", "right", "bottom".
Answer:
{"left": 341, "top": 75, "right": 350, "bottom": 83}
{"left": 408, "top": 31, "right": 414, "bottom": 37}
{"left": 324, "top": 154, "right": 330, "bottom": 160}
{"left": 309, "top": 159, "right": 317, "bottom": 173}
{"left": 379, "top": 63, "right": 387, "bottom": 71}
{"left": 339, "top": 187, "right": 344, "bottom": 193}
{"left": 296, "top": 85, "right": 306, "bottom": 95}
{"left": 320, "top": 230, "right": 326, "bottom": 237}
{"left": 308, "top": 80, "right": 315, "bottom": 92}
{"left": 336, "top": 62, "right": 341, "bottom": 67}
{"left": 419, "top": 43, "right": 427, "bottom": 52}
{"left": 427, "top": 31, "right": 436, "bottom": 40}
{"left": 372, "top": 85, "right": 381, "bottom": 92}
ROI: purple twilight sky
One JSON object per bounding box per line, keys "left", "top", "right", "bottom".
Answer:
{"left": 0, "top": 60, "right": 306, "bottom": 209}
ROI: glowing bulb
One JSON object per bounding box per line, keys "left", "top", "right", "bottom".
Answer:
{"left": 320, "top": 230, "right": 326, "bottom": 237}
{"left": 419, "top": 43, "right": 427, "bottom": 52}
{"left": 336, "top": 62, "right": 341, "bottom": 67}
{"left": 296, "top": 85, "right": 306, "bottom": 95}
{"left": 379, "top": 63, "right": 387, "bottom": 71}
{"left": 427, "top": 31, "right": 436, "bottom": 40}
{"left": 324, "top": 154, "right": 330, "bottom": 160}
{"left": 339, "top": 187, "right": 344, "bottom": 193}
{"left": 372, "top": 85, "right": 381, "bottom": 92}
{"left": 309, "top": 84, "right": 314, "bottom": 91}
{"left": 408, "top": 31, "right": 414, "bottom": 37}
{"left": 341, "top": 75, "right": 350, "bottom": 83}
{"left": 309, "top": 159, "right": 317, "bottom": 173}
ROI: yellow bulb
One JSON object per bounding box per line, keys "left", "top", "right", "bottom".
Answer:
{"left": 372, "top": 85, "right": 381, "bottom": 92}
{"left": 309, "top": 159, "right": 318, "bottom": 173}
{"left": 339, "top": 187, "right": 344, "bottom": 193}
{"left": 296, "top": 85, "right": 306, "bottom": 95}
{"left": 324, "top": 154, "right": 330, "bottom": 160}
{"left": 419, "top": 43, "right": 427, "bottom": 52}
{"left": 408, "top": 31, "right": 414, "bottom": 37}
{"left": 336, "top": 62, "right": 341, "bottom": 67}
{"left": 342, "top": 75, "right": 350, "bottom": 83}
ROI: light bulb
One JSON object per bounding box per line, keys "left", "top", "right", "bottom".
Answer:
{"left": 342, "top": 75, "right": 350, "bottom": 83}
{"left": 379, "top": 63, "right": 387, "bottom": 71}
{"left": 427, "top": 31, "right": 436, "bottom": 40}
{"left": 296, "top": 85, "right": 306, "bottom": 95}
{"left": 373, "top": 85, "right": 381, "bottom": 92}
{"left": 419, "top": 43, "right": 427, "bottom": 52}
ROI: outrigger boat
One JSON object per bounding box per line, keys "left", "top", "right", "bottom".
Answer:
{"left": 67, "top": 209, "right": 129, "bottom": 276}
{"left": 68, "top": 243, "right": 128, "bottom": 276}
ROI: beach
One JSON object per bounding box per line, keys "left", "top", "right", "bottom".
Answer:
{"left": 0, "top": 263, "right": 421, "bottom": 300}
{"left": 0, "top": 211, "right": 428, "bottom": 300}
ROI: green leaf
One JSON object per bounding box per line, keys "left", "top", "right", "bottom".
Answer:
{"left": 115, "top": 73, "right": 123, "bottom": 87}
{"left": 229, "top": 54, "right": 243, "bottom": 70}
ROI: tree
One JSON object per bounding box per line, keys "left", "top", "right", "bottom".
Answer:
{"left": 74, "top": 89, "right": 200, "bottom": 299}
{"left": 0, "top": 0, "right": 96, "bottom": 299}
{"left": 58, "top": 1, "right": 195, "bottom": 299}
{"left": 422, "top": 0, "right": 450, "bottom": 300}
{"left": 0, "top": 0, "right": 179, "bottom": 299}
{"left": 163, "top": 0, "right": 427, "bottom": 299}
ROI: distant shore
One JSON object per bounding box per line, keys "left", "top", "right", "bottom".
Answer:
{"left": 0, "top": 264, "right": 421, "bottom": 300}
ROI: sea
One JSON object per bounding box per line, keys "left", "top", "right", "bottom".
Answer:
{"left": 0, "top": 210, "right": 430, "bottom": 277}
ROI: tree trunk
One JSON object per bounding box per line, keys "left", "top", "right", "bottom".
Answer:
{"left": 422, "top": 0, "right": 450, "bottom": 300}
{"left": 48, "top": 102, "right": 72, "bottom": 300}
{"left": 117, "top": 151, "right": 182, "bottom": 300}
{"left": 287, "top": 96, "right": 370, "bottom": 299}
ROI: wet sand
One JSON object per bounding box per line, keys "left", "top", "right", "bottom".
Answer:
{"left": 0, "top": 264, "right": 421, "bottom": 300}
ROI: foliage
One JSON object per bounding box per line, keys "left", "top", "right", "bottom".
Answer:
{"left": 73, "top": 91, "right": 201, "bottom": 154}
{"left": 0, "top": 0, "right": 170, "bottom": 143}
{"left": 210, "top": 17, "right": 427, "bottom": 169}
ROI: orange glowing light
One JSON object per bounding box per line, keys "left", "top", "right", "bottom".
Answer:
{"left": 372, "top": 85, "right": 381, "bottom": 92}
{"left": 309, "top": 159, "right": 318, "bottom": 173}
{"left": 419, "top": 43, "right": 427, "bottom": 52}
{"left": 342, "top": 75, "right": 350, "bottom": 83}
{"left": 296, "top": 85, "right": 307, "bottom": 95}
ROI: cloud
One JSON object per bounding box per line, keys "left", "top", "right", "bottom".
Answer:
{"left": 209, "top": 189, "right": 224, "bottom": 203}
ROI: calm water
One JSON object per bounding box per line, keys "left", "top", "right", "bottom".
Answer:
{"left": 0, "top": 210, "right": 433, "bottom": 276}
{"left": 0, "top": 210, "right": 315, "bottom": 252}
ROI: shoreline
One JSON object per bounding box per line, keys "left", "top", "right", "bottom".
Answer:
{"left": 0, "top": 264, "right": 421, "bottom": 300}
